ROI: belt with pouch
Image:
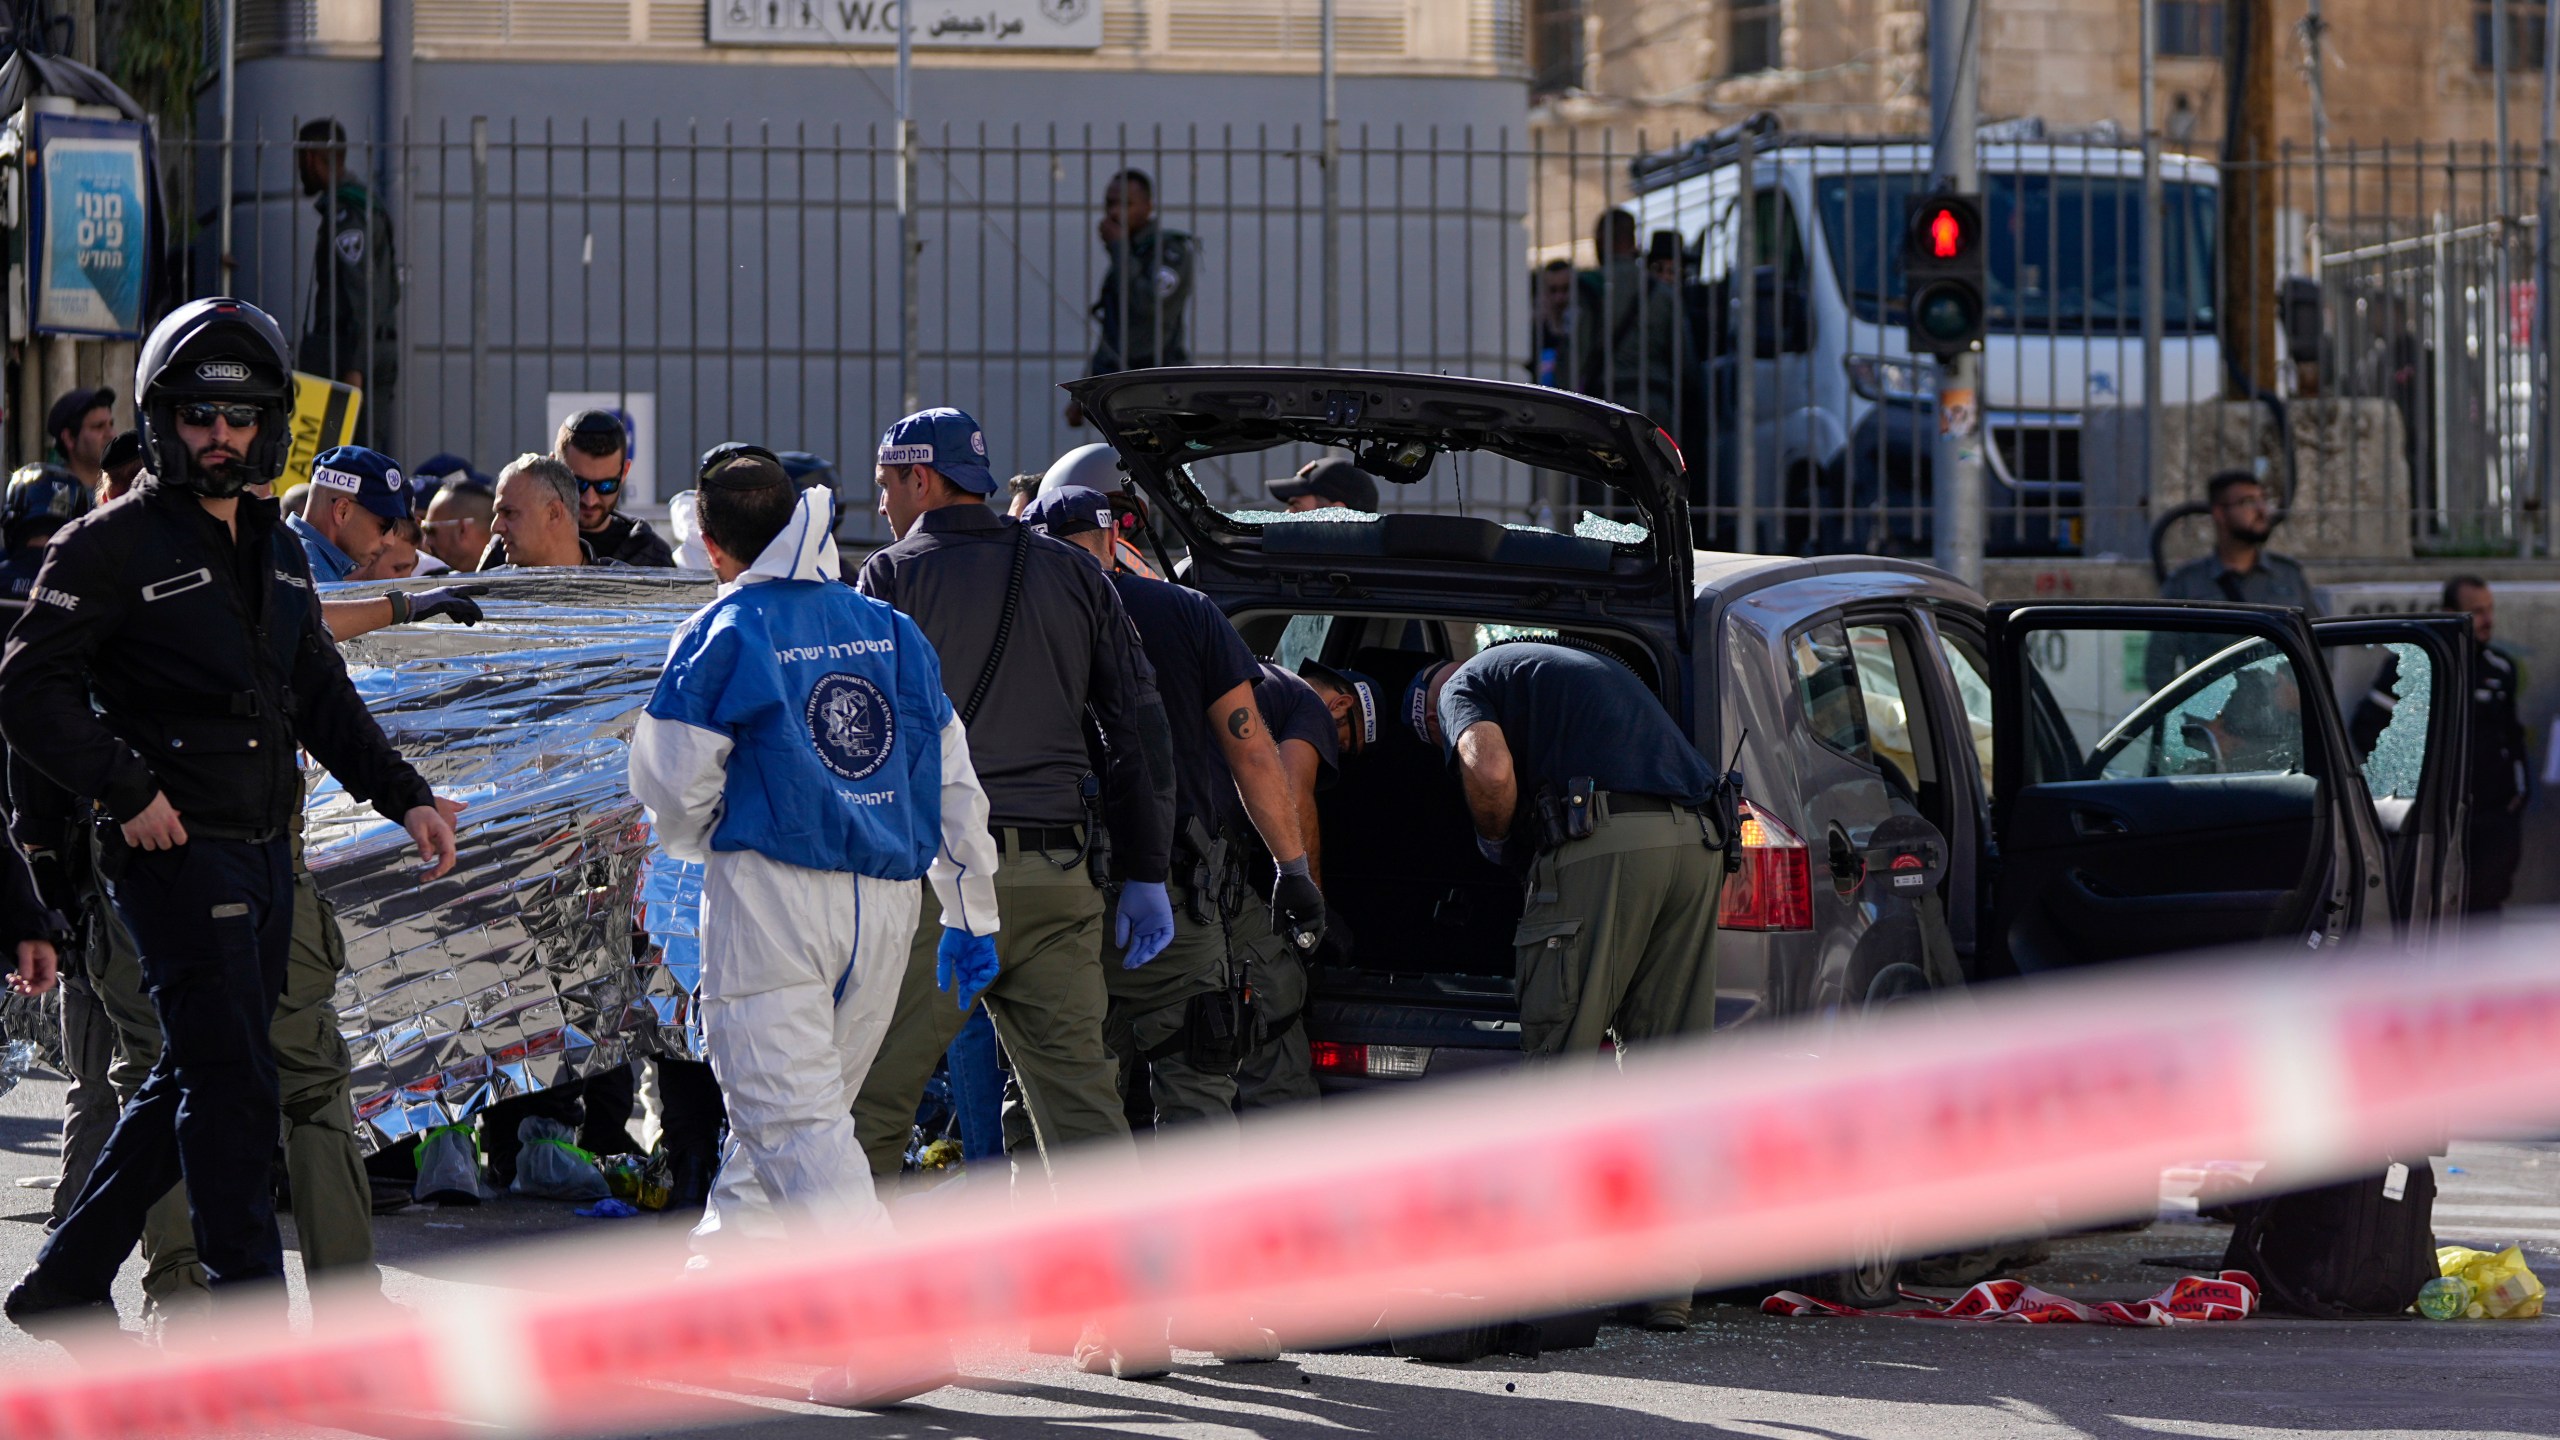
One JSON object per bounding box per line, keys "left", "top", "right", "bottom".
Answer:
{"left": 999, "top": 824, "right": 1083, "bottom": 853}
{"left": 1603, "top": 792, "right": 1677, "bottom": 816}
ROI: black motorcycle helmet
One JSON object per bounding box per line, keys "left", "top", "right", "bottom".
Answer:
{"left": 2, "top": 464, "right": 93, "bottom": 550}
{"left": 134, "top": 298, "right": 294, "bottom": 496}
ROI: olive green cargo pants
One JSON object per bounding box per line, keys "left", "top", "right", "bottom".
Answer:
{"left": 92, "top": 866, "right": 375, "bottom": 1303}
{"left": 853, "top": 831, "right": 1132, "bottom": 1180}
{"left": 1512, "top": 799, "right": 1726, "bottom": 1057}
{"left": 1101, "top": 884, "right": 1237, "bottom": 1133}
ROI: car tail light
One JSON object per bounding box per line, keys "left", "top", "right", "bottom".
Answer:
{"left": 1717, "top": 797, "right": 1814, "bottom": 931}
{"left": 1309, "top": 1042, "right": 1431, "bottom": 1079}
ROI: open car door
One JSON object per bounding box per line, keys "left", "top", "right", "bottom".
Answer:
{"left": 1985, "top": 602, "right": 2387, "bottom": 973}
{"left": 2312, "top": 614, "right": 2474, "bottom": 940}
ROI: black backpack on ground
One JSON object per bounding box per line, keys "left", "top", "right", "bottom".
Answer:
{"left": 2221, "top": 1159, "right": 2438, "bottom": 1318}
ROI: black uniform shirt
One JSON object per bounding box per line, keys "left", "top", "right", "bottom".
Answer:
{"left": 587, "top": 511, "right": 675, "bottom": 568}
{"left": 1436, "top": 642, "right": 1714, "bottom": 810}
{"left": 1107, "top": 571, "right": 1261, "bottom": 836}
{"left": 0, "top": 547, "right": 39, "bottom": 603}
{"left": 0, "top": 479, "right": 432, "bottom": 837}
{"left": 1253, "top": 661, "right": 1339, "bottom": 784}
{"left": 1090, "top": 221, "right": 1195, "bottom": 375}
{"left": 857, "top": 503, "right": 1173, "bottom": 884}
{"left": 302, "top": 180, "right": 399, "bottom": 386}
{"left": 2472, "top": 642, "right": 2531, "bottom": 813}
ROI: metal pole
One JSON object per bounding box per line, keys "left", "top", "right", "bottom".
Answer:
{"left": 380, "top": 0, "right": 412, "bottom": 457}
{"left": 2305, "top": 0, "right": 2328, "bottom": 251}
{"left": 1320, "top": 0, "right": 1340, "bottom": 367}
{"left": 218, "top": 0, "right": 237, "bottom": 291}
{"left": 469, "top": 117, "right": 489, "bottom": 457}
{"left": 1929, "top": 0, "right": 1984, "bottom": 587}
{"left": 896, "top": 0, "right": 920, "bottom": 414}
{"left": 1735, "top": 134, "right": 1758, "bottom": 553}
{"left": 2496, "top": 0, "right": 2515, "bottom": 224}
{"left": 2543, "top": 0, "right": 2558, "bottom": 556}
{"left": 2140, "top": 0, "right": 2163, "bottom": 539}
{"left": 2494, "top": 0, "right": 2519, "bottom": 542}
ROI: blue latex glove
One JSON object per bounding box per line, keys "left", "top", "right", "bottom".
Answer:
{"left": 934, "top": 926, "right": 999, "bottom": 1010}
{"left": 1115, "top": 880, "right": 1176, "bottom": 970}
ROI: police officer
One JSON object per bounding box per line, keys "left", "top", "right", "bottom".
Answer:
{"left": 2444, "top": 576, "right": 2532, "bottom": 914}
{"left": 1023, "top": 487, "right": 1325, "bottom": 1137}
{"left": 1230, "top": 660, "right": 1340, "bottom": 1111}
{"left": 0, "top": 466, "right": 92, "bottom": 602}
{"left": 0, "top": 298, "right": 459, "bottom": 1330}
{"left": 0, "top": 467, "right": 97, "bottom": 1225}
{"left": 850, "top": 409, "right": 1177, "bottom": 1191}
{"left": 1041, "top": 444, "right": 1161, "bottom": 578}
{"left": 1063, "top": 170, "right": 1193, "bottom": 428}
{"left": 1410, "top": 640, "right": 1725, "bottom": 1329}
{"left": 297, "top": 119, "right": 398, "bottom": 446}
{"left": 1408, "top": 641, "right": 1724, "bottom": 1059}
{"left": 288, "top": 445, "right": 408, "bottom": 580}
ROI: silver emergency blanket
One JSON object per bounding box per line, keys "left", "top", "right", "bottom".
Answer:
{"left": 316, "top": 570, "right": 713, "bottom": 1150}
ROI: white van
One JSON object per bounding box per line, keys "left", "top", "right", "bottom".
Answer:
{"left": 1625, "top": 125, "right": 2222, "bottom": 556}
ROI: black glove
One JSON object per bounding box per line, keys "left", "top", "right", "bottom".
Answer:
{"left": 1314, "top": 907, "right": 1356, "bottom": 965}
{"left": 403, "top": 586, "right": 485, "bottom": 626}
{"left": 1271, "top": 859, "right": 1327, "bottom": 955}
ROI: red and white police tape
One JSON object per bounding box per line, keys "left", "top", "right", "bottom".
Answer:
{"left": 7, "top": 925, "right": 2559, "bottom": 1440}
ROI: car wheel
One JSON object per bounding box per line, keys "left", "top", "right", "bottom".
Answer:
{"left": 1863, "top": 962, "right": 1931, "bottom": 1009}
{"left": 1791, "top": 1219, "right": 1903, "bottom": 1310}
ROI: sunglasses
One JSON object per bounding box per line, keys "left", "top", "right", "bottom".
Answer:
{"left": 577, "top": 476, "right": 622, "bottom": 496}
{"left": 175, "top": 402, "right": 263, "bottom": 428}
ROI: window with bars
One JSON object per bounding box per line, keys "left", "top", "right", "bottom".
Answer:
{"left": 1530, "top": 0, "right": 1583, "bottom": 94}
{"left": 1727, "top": 0, "right": 1781, "bottom": 76}
{"left": 2159, "top": 0, "right": 2222, "bottom": 57}
{"left": 2476, "top": 0, "right": 2550, "bottom": 68}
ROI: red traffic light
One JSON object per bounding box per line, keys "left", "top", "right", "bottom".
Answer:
{"left": 1929, "top": 207, "right": 1962, "bottom": 259}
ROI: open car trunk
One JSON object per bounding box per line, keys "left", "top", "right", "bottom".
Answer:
{"left": 1231, "top": 609, "right": 1682, "bottom": 1066}
{"left": 1066, "top": 368, "right": 1699, "bottom": 1073}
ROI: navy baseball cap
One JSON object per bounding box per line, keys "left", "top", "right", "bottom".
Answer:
{"left": 309, "top": 445, "right": 411, "bottom": 522}
{"left": 1298, "top": 659, "right": 1381, "bottom": 746}
{"left": 1268, "top": 457, "right": 1379, "bottom": 512}
{"left": 1023, "top": 484, "right": 1115, "bottom": 540}
{"left": 878, "top": 407, "right": 996, "bottom": 496}
{"left": 1402, "top": 661, "right": 1455, "bottom": 750}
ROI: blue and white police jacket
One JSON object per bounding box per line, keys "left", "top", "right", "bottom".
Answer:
{"left": 627, "top": 490, "right": 1000, "bottom": 930}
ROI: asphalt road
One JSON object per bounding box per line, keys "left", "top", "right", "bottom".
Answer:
{"left": 0, "top": 1070, "right": 2550, "bottom": 1439}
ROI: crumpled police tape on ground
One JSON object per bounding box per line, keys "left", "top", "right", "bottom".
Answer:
{"left": 1, "top": 927, "right": 2556, "bottom": 1440}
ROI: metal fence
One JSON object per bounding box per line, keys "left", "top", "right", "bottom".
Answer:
{"left": 170, "top": 121, "right": 2558, "bottom": 561}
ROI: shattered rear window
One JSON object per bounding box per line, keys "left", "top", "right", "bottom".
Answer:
{"left": 2361, "top": 643, "right": 2432, "bottom": 801}
{"left": 1218, "top": 505, "right": 1651, "bottom": 543}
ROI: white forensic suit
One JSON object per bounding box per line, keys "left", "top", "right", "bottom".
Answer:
{"left": 629, "top": 489, "right": 1000, "bottom": 1240}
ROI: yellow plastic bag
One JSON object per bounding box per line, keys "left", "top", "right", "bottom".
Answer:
{"left": 2436, "top": 1245, "right": 2546, "bottom": 1320}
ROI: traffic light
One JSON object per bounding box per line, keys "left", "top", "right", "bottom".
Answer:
{"left": 1902, "top": 193, "right": 1986, "bottom": 358}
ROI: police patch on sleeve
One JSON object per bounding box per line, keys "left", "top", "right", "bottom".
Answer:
{"left": 806, "top": 673, "right": 895, "bottom": 782}
{"left": 336, "top": 227, "right": 366, "bottom": 265}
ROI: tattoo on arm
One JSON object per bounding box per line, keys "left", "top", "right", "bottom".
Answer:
{"left": 1225, "top": 705, "right": 1256, "bottom": 740}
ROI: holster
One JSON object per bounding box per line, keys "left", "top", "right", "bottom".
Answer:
{"left": 1141, "top": 979, "right": 1257, "bottom": 1075}
{"left": 1078, "top": 771, "right": 1113, "bottom": 890}
{"left": 1173, "top": 815, "right": 1235, "bottom": 926}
